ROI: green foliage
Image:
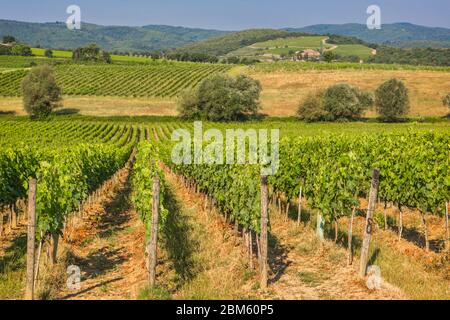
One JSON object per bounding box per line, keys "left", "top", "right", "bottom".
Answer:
{"left": 270, "top": 132, "right": 450, "bottom": 226}
{"left": 11, "top": 44, "right": 32, "bottom": 56}
{"left": 326, "top": 35, "right": 368, "bottom": 46}
{"left": 289, "top": 23, "right": 450, "bottom": 49}
{"left": 178, "top": 74, "right": 262, "bottom": 121}
{"left": 0, "top": 61, "right": 231, "bottom": 97}
{"left": 0, "top": 147, "right": 39, "bottom": 207}
{"left": 375, "top": 79, "right": 410, "bottom": 120}
{"left": 131, "top": 142, "right": 168, "bottom": 239}
{"left": 322, "top": 51, "right": 335, "bottom": 63}
{"left": 250, "top": 61, "right": 450, "bottom": 73}
{"left": 0, "top": 20, "right": 227, "bottom": 53}
{"left": 36, "top": 144, "right": 131, "bottom": 238}
{"left": 164, "top": 52, "right": 219, "bottom": 63}
{"left": 161, "top": 141, "right": 262, "bottom": 233}
{"left": 443, "top": 93, "right": 450, "bottom": 107}
{"left": 297, "top": 91, "right": 328, "bottom": 122}
{"left": 2, "top": 35, "right": 16, "bottom": 44}
{"left": 73, "top": 44, "right": 112, "bottom": 63}
{"left": 223, "top": 56, "right": 259, "bottom": 65}
{"left": 44, "top": 49, "right": 53, "bottom": 58}
{"left": 368, "top": 46, "right": 450, "bottom": 67}
{"left": 21, "top": 65, "right": 62, "bottom": 118}
{"left": 177, "top": 29, "right": 309, "bottom": 56}
{"left": 0, "top": 45, "right": 12, "bottom": 56}
{"left": 323, "top": 84, "right": 373, "bottom": 121}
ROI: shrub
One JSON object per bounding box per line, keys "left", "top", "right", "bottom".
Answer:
{"left": 11, "top": 44, "right": 33, "bottom": 56}
{"left": 177, "top": 88, "right": 201, "bottom": 119}
{"left": 72, "top": 44, "right": 112, "bottom": 63}
{"left": 297, "top": 91, "right": 328, "bottom": 122}
{"left": 323, "top": 84, "right": 373, "bottom": 121}
{"left": 2, "top": 35, "right": 16, "bottom": 44}
{"left": 0, "top": 45, "right": 12, "bottom": 56}
{"left": 178, "top": 74, "right": 261, "bottom": 121}
{"left": 375, "top": 79, "right": 410, "bottom": 120}
{"left": 322, "top": 51, "right": 336, "bottom": 63}
{"left": 443, "top": 93, "right": 450, "bottom": 107}
{"left": 22, "top": 65, "right": 62, "bottom": 119}
{"left": 44, "top": 49, "right": 53, "bottom": 58}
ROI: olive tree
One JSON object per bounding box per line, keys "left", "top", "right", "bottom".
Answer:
{"left": 443, "top": 93, "right": 450, "bottom": 108}
{"left": 297, "top": 91, "right": 328, "bottom": 122}
{"left": 22, "top": 65, "right": 62, "bottom": 119}
{"left": 178, "top": 74, "right": 261, "bottom": 121}
{"left": 375, "top": 79, "right": 410, "bottom": 121}
{"left": 44, "top": 49, "right": 53, "bottom": 58}
{"left": 323, "top": 84, "right": 373, "bottom": 121}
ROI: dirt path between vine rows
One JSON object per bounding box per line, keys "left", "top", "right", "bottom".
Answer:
{"left": 157, "top": 168, "right": 255, "bottom": 299}
{"left": 57, "top": 164, "right": 256, "bottom": 300}
{"left": 161, "top": 168, "right": 407, "bottom": 300}
{"left": 57, "top": 166, "right": 148, "bottom": 300}
{"left": 259, "top": 213, "right": 407, "bottom": 300}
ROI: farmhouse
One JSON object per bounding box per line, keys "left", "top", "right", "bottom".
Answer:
{"left": 296, "top": 49, "right": 321, "bottom": 61}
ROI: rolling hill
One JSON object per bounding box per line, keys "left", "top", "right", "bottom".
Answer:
{"left": 225, "top": 35, "right": 374, "bottom": 62}
{"left": 286, "top": 23, "right": 450, "bottom": 48}
{"left": 174, "top": 29, "right": 315, "bottom": 56}
{"left": 0, "top": 19, "right": 229, "bottom": 52}
{"left": 1, "top": 20, "right": 449, "bottom": 53}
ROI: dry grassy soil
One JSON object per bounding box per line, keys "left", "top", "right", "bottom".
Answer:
{"left": 1, "top": 68, "right": 449, "bottom": 118}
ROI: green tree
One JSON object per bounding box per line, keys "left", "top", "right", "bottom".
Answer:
{"left": 22, "top": 65, "right": 62, "bottom": 119}
{"left": 443, "top": 93, "right": 450, "bottom": 107}
{"left": 178, "top": 88, "right": 201, "bottom": 119}
{"left": 322, "top": 51, "right": 336, "bottom": 63}
{"left": 375, "top": 79, "right": 410, "bottom": 121}
{"left": 11, "top": 44, "right": 32, "bottom": 56}
{"left": 0, "top": 45, "right": 12, "bottom": 56}
{"left": 72, "top": 44, "right": 112, "bottom": 63}
{"left": 323, "top": 84, "right": 373, "bottom": 121}
{"left": 2, "top": 35, "right": 16, "bottom": 44}
{"left": 297, "top": 91, "right": 328, "bottom": 122}
{"left": 44, "top": 49, "right": 53, "bottom": 58}
{"left": 178, "top": 74, "right": 261, "bottom": 121}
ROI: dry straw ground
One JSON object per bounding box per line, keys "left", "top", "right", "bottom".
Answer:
{"left": 250, "top": 69, "right": 450, "bottom": 117}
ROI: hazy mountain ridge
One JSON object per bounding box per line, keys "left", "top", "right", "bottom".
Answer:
{"left": 0, "top": 19, "right": 229, "bottom": 52}
{"left": 1, "top": 19, "right": 449, "bottom": 52}
{"left": 286, "top": 23, "right": 450, "bottom": 48}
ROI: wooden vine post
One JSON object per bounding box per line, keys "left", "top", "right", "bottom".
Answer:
{"left": 25, "top": 178, "right": 37, "bottom": 300}
{"left": 359, "top": 169, "right": 380, "bottom": 278}
{"left": 260, "top": 175, "right": 269, "bottom": 290}
{"left": 148, "top": 175, "right": 160, "bottom": 287}
{"left": 297, "top": 186, "right": 302, "bottom": 226}
{"left": 446, "top": 201, "right": 449, "bottom": 251}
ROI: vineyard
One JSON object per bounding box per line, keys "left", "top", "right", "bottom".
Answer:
{"left": 249, "top": 61, "right": 450, "bottom": 72}
{"left": 0, "top": 117, "right": 449, "bottom": 300}
{"left": 0, "top": 59, "right": 231, "bottom": 97}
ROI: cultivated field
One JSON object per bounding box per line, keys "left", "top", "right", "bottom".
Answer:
{"left": 227, "top": 36, "right": 373, "bottom": 60}
{"left": 0, "top": 117, "right": 449, "bottom": 300}
{"left": 0, "top": 62, "right": 231, "bottom": 98}
{"left": 1, "top": 58, "right": 449, "bottom": 118}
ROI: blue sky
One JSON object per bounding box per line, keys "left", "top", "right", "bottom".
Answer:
{"left": 1, "top": 0, "right": 449, "bottom": 30}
